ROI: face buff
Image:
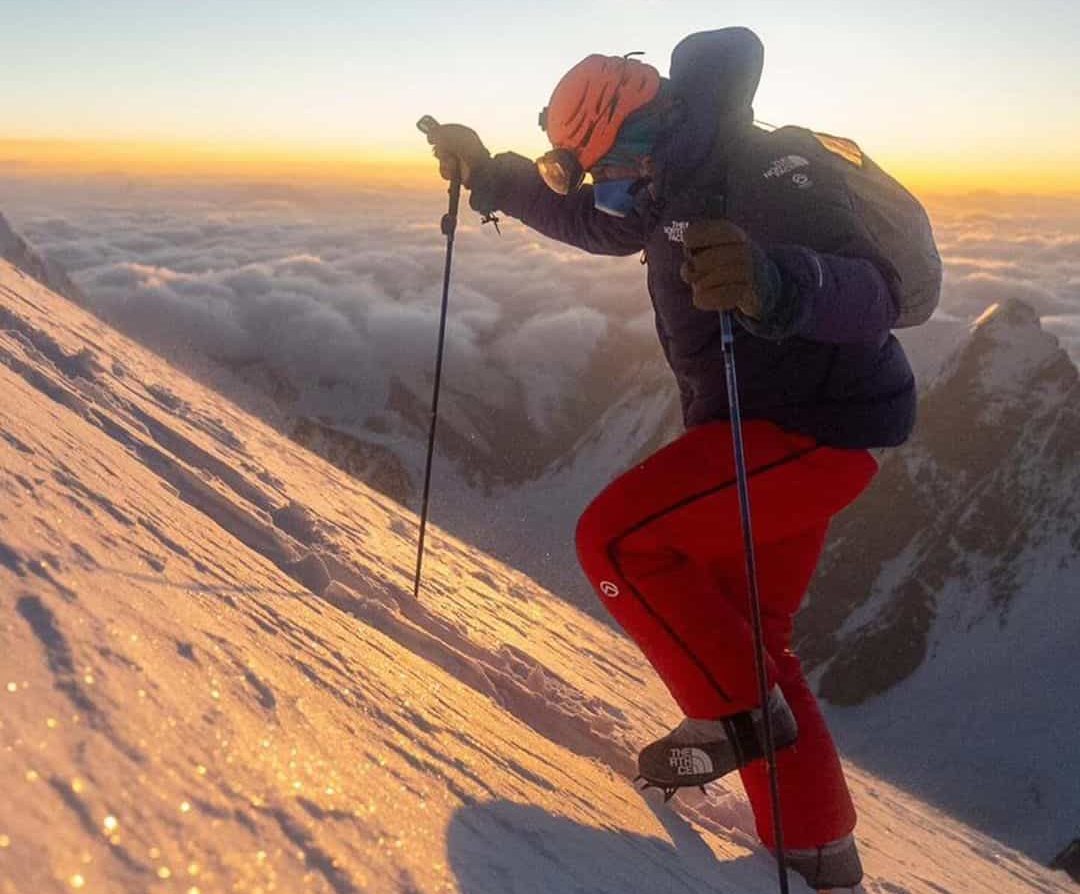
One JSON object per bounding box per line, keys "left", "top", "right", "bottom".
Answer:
{"left": 589, "top": 108, "right": 663, "bottom": 217}
{"left": 593, "top": 178, "right": 640, "bottom": 217}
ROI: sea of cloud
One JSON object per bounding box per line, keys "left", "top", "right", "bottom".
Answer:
{"left": 2, "top": 177, "right": 1077, "bottom": 449}
{"left": 0, "top": 176, "right": 652, "bottom": 439}
{"left": 924, "top": 192, "right": 1080, "bottom": 363}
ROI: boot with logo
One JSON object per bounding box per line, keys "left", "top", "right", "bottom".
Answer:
{"left": 636, "top": 684, "right": 798, "bottom": 801}
{"left": 786, "top": 833, "right": 864, "bottom": 892}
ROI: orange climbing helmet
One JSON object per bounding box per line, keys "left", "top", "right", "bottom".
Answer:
{"left": 537, "top": 54, "right": 661, "bottom": 192}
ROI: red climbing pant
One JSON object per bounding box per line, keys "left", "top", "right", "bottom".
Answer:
{"left": 575, "top": 420, "right": 878, "bottom": 850}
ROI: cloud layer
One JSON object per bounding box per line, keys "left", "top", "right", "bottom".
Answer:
{"left": 925, "top": 193, "right": 1080, "bottom": 361}
{"left": 3, "top": 178, "right": 1078, "bottom": 446}
{"left": 1, "top": 178, "right": 651, "bottom": 438}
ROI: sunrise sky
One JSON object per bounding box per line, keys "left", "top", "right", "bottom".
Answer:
{"left": 3, "top": 0, "right": 1079, "bottom": 193}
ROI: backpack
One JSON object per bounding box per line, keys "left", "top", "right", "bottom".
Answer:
{"left": 806, "top": 131, "right": 942, "bottom": 327}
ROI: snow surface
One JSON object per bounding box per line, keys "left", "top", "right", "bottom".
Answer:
{"left": 0, "top": 260, "right": 1072, "bottom": 893}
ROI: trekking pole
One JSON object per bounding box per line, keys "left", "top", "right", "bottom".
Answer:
{"left": 412, "top": 114, "right": 460, "bottom": 600}
{"left": 720, "top": 310, "right": 790, "bottom": 894}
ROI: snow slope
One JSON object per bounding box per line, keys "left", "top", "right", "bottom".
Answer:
{"left": 0, "top": 260, "right": 1071, "bottom": 893}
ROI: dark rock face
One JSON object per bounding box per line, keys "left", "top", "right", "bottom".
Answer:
{"left": 1051, "top": 838, "right": 1080, "bottom": 882}
{"left": 290, "top": 416, "right": 415, "bottom": 507}
{"left": 796, "top": 299, "right": 1080, "bottom": 705}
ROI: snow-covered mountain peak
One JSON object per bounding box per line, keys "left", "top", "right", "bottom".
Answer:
{"left": 912, "top": 298, "right": 1076, "bottom": 475}
{"left": 956, "top": 298, "right": 1072, "bottom": 410}
{"left": 971, "top": 298, "right": 1038, "bottom": 331}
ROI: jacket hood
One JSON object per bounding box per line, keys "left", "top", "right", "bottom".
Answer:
{"left": 670, "top": 28, "right": 763, "bottom": 124}
{"left": 654, "top": 28, "right": 765, "bottom": 197}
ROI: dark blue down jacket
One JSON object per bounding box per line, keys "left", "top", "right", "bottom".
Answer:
{"left": 469, "top": 28, "right": 917, "bottom": 449}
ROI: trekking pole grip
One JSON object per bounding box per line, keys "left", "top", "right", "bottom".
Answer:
{"left": 417, "top": 114, "right": 462, "bottom": 232}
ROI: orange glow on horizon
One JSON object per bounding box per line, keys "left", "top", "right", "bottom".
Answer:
{"left": 0, "top": 138, "right": 438, "bottom": 187}
{"left": 2, "top": 137, "right": 1078, "bottom": 198}
{"left": 882, "top": 153, "right": 1080, "bottom": 199}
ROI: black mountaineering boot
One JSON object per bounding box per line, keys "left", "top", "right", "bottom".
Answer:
{"left": 636, "top": 684, "right": 797, "bottom": 801}
{"left": 786, "top": 833, "right": 864, "bottom": 891}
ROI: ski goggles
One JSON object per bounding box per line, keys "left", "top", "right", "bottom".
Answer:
{"left": 535, "top": 145, "right": 643, "bottom": 196}
{"left": 536, "top": 147, "right": 586, "bottom": 196}
{"left": 537, "top": 111, "right": 659, "bottom": 196}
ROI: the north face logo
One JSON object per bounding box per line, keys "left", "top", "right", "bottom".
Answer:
{"left": 669, "top": 747, "right": 713, "bottom": 776}
{"left": 664, "top": 220, "right": 689, "bottom": 243}
{"left": 764, "top": 155, "right": 810, "bottom": 179}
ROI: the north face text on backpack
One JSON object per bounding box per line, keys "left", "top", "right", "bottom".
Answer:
{"left": 763, "top": 154, "right": 810, "bottom": 179}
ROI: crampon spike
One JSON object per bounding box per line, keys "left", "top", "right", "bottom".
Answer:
{"left": 636, "top": 777, "right": 680, "bottom": 802}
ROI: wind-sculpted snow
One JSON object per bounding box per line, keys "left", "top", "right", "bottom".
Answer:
{"left": 1, "top": 262, "right": 1072, "bottom": 893}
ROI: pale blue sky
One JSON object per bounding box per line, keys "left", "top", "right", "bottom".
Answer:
{"left": 2, "top": 0, "right": 1079, "bottom": 185}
